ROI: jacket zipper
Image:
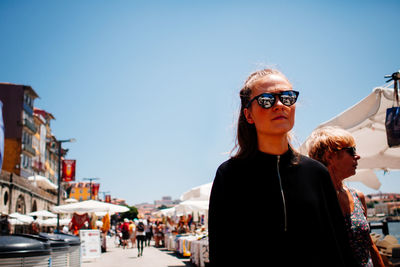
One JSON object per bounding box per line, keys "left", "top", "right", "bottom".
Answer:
{"left": 277, "top": 155, "right": 288, "bottom": 232}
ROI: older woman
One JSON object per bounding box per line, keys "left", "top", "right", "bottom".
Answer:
{"left": 307, "top": 126, "right": 384, "bottom": 267}
{"left": 208, "top": 69, "right": 356, "bottom": 266}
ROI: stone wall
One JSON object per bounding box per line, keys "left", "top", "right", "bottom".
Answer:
{"left": 0, "top": 171, "right": 58, "bottom": 215}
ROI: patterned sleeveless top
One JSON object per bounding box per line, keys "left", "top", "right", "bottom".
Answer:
{"left": 343, "top": 188, "right": 373, "bottom": 267}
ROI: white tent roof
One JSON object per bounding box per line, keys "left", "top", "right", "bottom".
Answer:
{"left": 9, "top": 213, "right": 34, "bottom": 224}
{"left": 152, "top": 207, "right": 176, "bottom": 217}
{"left": 28, "top": 210, "right": 57, "bottom": 218}
{"left": 174, "top": 200, "right": 209, "bottom": 215}
{"left": 300, "top": 87, "right": 400, "bottom": 189}
{"left": 51, "top": 200, "right": 129, "bottom": 214}
{"left": 41, "top": 218, "right": 71, "bottom": 226}
{"left": 180, "top": 182, "right": 212, "bottom": 201}
{"left": 28, "top": 175, "right": 58, "bottom": 191}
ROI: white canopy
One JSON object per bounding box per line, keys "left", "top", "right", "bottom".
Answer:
{"left": 28, "top": 210, "right": 58, "bottom": 218}
{"left": 152, "top": 207, "right": 176, "bottom": 217}
{"left": 174, "top": 200, "right": 209, "bottom": 215}
{"left": 41, "top": 218, "right": 71, "bottom": 226}
{"left": 300, "top": 87, "right": 400, "bottom": 189}
{"left": 51, "top": 200, "right": 129, "bottom": 214}
{"left": 180, "top": 182, "right": 212, "bottom": 201}
{"left": 28, "top": 175, "right": 58, "bottom": 191}
{"left": 65, "top": 198, "right": 78, "bottom": 203}
{"left": 9, "top": 212, "right": 34, "bottom": 224}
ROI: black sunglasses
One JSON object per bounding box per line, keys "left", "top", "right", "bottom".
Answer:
{"left": 246, "top": 90, "right": 299, "bottom": 109}
{"left": 337, "top": 147, "right": 357, "bottom": 157}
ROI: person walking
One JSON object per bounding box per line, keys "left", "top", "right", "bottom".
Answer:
{"left": 121, "top": 218, "right": 130, "bottom": 249}
{"left": 306, "top": 126, "right": 384, "bottom": 267}
{"left": 145, "top": 218, "right": 153, "bottom": 247}
{"left": 129, "top": 220, "right": 136, "bottom": 248}
{"left": 135, "top": 220, "right": 146, "bottom": 257}
{"left": 208, "top": 68, "right": 357, "bottom": 266}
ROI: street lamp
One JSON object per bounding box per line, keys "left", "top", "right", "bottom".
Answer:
{"left": 57, "top": 138, "right": 76, "bottom": 232}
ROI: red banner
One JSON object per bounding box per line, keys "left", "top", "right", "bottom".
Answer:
{"left": 62, "top": 160, "right": 76, "bottom": 182}
{"left": 105, "top": 195, "right": 111, "bottom": 203}
{"left": 91, "top": 183, "right": 100, "bottom": 198}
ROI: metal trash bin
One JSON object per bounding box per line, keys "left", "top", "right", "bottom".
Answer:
{"left": 0, "top": 235, "right": 51, "bottom": 267}
{"left": 39, "top": 233, "right": 80, "bottom": 267}
{"left": 38, "top": 233, "right": 69, "bottom": 267}
{"left": 51, "top": 233, "right": 81, "bottom": 267}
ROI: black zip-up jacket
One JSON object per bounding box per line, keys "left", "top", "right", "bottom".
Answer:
{"left": 208, "top": 149, "right": 357, "bottom": 266}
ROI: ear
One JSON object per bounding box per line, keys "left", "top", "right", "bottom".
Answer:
{"left": 324, "top": 151, "right": 335, "bottom": 164}
{"left": 243, "top": 108, "right": 254, "bottom": 124}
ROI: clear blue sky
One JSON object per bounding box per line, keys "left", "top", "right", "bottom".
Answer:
{"left": 1, "top": 0, "right": 399, "bottom": 205}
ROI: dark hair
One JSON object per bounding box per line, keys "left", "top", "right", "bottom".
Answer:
{"left": 232, "top": 69, "right": 296, "bottom": 160}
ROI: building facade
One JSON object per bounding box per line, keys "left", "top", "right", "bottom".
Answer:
{"left": 0, "top": 83, "right": 68, "bottom": 214}
{"left": 0, "top": 171, "right": 57, "bottom": 215}
{"left": 69, "top": 182, "right": 100, "bottom": 201}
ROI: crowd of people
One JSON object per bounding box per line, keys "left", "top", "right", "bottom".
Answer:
{"left": 111, "top": 215, "right": 206, "bottom": 257}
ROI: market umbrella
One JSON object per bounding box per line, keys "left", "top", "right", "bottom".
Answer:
{"left": 174, "top": 200, "right": 209, "bottom": 215}
{"left": 180, "top": 182, "right": 212, "bottom": 201}
{"left": 9, "top": 212, "right": 34, "bottom": 224}
{"left": 300, "top": 86, "right": 400, "bottom": 189}
{"left": 65, "top": 198, "right": 78, "bottom": 203}
{"left": 51, "top": 199, "right": 129, "bottom": 214}
{"left": 42, "top": 218, "right": 71, "bottom": 226}
{"left": 28, "top": 210, "right": 57, "bottom": 218}
{"left": 152, "top": 207, "right": 176, "bottom": 217}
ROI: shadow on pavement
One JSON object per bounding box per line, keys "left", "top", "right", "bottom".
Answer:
{"left": 157, "top": 248, "right": 195, "bottom": 267}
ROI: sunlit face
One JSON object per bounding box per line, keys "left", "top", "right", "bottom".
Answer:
{"left": 243, "top": 74, "right": 296, "bottom": 137}
{"left": 329, "top": 148, "right": 360, "bottom": 179}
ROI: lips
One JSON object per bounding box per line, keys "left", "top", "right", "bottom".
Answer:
{"left": 272, "top": 115, "right": 288, "bottom": 120}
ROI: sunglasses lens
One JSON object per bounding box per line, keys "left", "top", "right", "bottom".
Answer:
{"left": 344, "top": 147, "right": 356, "bottom": 156}
{"left": 257, "top": 94, "right": 275, "bottom": 108}
{"left": 280, "top": 91, "right": 298, "bottom": 106}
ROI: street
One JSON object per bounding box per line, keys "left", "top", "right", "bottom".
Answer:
{"left": 82, "top": 237, "right": 193, "bottom": 267}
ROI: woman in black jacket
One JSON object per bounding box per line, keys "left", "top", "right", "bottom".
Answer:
{"left": 208, "top": 69, "right": 357, "bottom": 266}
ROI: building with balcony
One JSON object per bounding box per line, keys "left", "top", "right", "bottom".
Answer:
{"left": 0, "top": 83, "right": 39, "bottom": 178}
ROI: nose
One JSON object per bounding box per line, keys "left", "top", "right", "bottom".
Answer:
{"left": 272, "top": 96, "right": 286, "bottom": 109}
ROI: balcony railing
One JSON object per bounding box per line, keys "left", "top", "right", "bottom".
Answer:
{"left": 22, "top": 143, "right": 36, "bottom": 156}
{"left": 23, "top": 118, "right": 37, "bottom": 133}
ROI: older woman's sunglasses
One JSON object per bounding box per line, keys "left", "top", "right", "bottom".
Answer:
{"left": 246, "top": 90, "right": 299, "bottom": 109}
{"left": 342, "top": 147, "right": 357, "bottom": 157}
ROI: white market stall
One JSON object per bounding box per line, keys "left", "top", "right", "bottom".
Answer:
{"left": 51, "top": 200, "right": 129, "bottom": 214}
{"left": 9, "top": 212, "right": 34, "bottom": 225}
{"left": 180, "top": 183, "right": 212, "bottom": 202}
{"left": 300, "top": 86, "right": 400, "bottom": 189}
{"left": 28, "top": 210, "right": 58, "bottom": 218}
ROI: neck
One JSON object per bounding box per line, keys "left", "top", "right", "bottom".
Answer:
{"left": 327, "top": 165, "right": 345, "bottom": 191}
{"left": 257, "top": 133, "right": 289, "bottom": 155}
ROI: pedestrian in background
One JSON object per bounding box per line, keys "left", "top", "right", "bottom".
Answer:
{"left": 145, "top": 218, "right": 153, "bottom": 247}
{"left": 307, "top": 126, "right": 384, "bottom": 267}
{"left": 121, "top": 218, "right": 130, "bottom": 249}
{"left": 129, "top": 220, "right": 136, "bottom": 248}
{"left": 208, "top": 68, "right": 357, "bottom": 266}
{"left": 135, "top": 220, "right": 146, "bottom": 257}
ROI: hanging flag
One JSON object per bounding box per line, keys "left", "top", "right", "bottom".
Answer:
{"left": 105, "top": 195, "right": 111, "bottom": 203}
{"left": 91, "top": 183, "right": 100, "bottom": 199}
{"left": 62, "top": 159, "right": 76, "bottom": 182}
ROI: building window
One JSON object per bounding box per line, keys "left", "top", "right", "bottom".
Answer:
{"left": 3, "top": 191, "right": 8, "bottom": 205}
